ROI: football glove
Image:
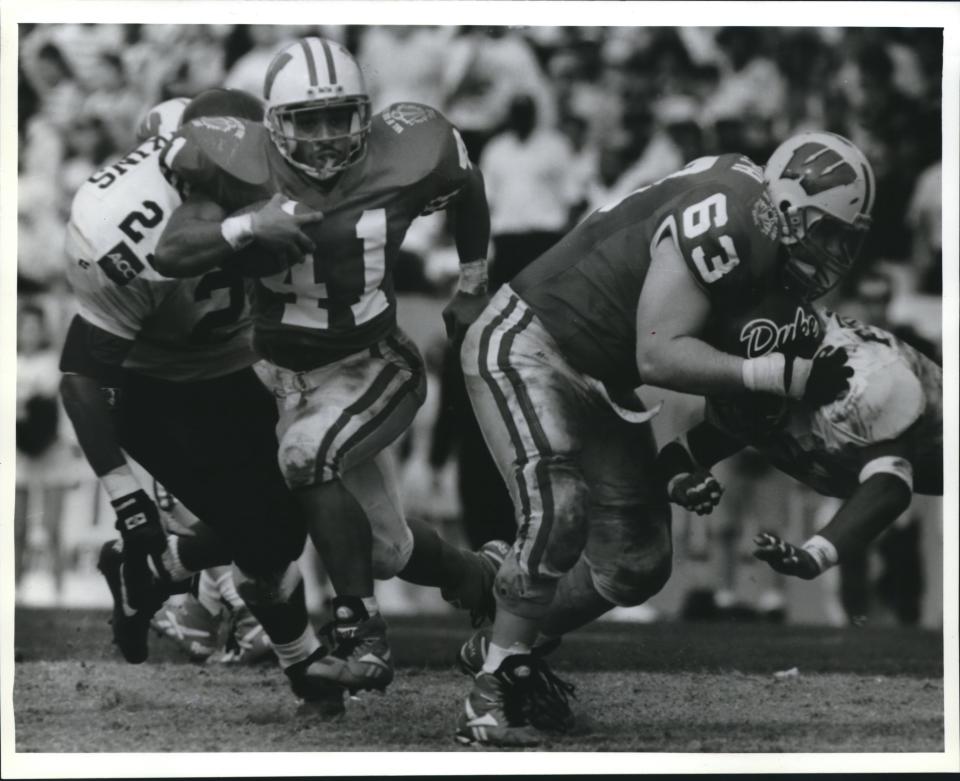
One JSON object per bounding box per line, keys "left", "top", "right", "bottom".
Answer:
{"left": 111, "top": 488, "right": 169, "bottom": 606}
{"left": 752, "top": 532, "right": 820, "bottom": 580}
{"left": 667, "top": 469, "right": 724, "bottom": 515}
{"left": 442, "top": 290, "right": 490, "bottom": 344}
{"left": 801, "top": 346, "right": 853, "bottom": 407}
{"left": 249, "top": 194, "right": 324, "bottom": 266}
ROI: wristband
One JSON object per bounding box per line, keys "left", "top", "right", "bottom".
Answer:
{"left": 458, "top": 259, "right": 488, "bottom": 295}
{"left": 801, "top": 534, "right": 839, "bottom": 573}
{"left": 658, "top": 437, "right": 697, "bottom": 485}
{"left": 859, "top": 456, "right": 914, "bottom": 491}
{"left": 741, "top": 354, "right": 812, "bottom": 400}
{"left": 101, "top": 464, "right": 141, "bottom": 502}
{"left": 221, "top": 213, "right": 255, "bottom": 250}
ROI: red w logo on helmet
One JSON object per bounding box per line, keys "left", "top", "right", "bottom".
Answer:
{"left": 782, "top": 143, "right": 858, "bottom": 196}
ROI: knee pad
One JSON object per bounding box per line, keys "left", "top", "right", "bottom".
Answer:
{"left": 232, "top": 561, "right": 302, "bottom": 607}
{"left": 371, "top": 522, "right": 414, "bottom": 580}
{"left": 493, "top": 555, "right": 560, "bottom": 620}
{"left": 588, "top": 506, "right": 673, "bottom": 607}
{"left": 530, "top": 459, "right": 591, "bottom": 577}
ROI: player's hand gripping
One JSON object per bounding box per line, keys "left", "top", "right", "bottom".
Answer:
{"left": 752, "top": 532, "right": 820, "bottom": 580}
{"left": 112, "top": 489, "right": 166, "bottom": 607}
{"left": 801, "top": 346, "right": 853, "bottom": 407}
{"left": 667, "top": 469, "right": 724, "bottom": 515}
{"left": 442, "top": 290, "right": 490, "bottom": 344}
{"left": 250, "top": 194, "right": 324, "bottom": 265}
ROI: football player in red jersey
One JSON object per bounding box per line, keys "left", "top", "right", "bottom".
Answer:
{"left": 656, "top": 290, "right": 942, "bottom": 583}
{"left": 154, "top": 38, "right": 498, "bottom": 697}
{"left": 452, "top": 133, "right": 875, "bottom": 746}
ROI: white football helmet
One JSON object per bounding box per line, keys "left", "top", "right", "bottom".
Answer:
{"left": 135, "top": 97, "right": 190, "bottom": 142}
{"left": 263, "top": 37, "right": 372, "bottom": 180}
{"left": 765, "top": 132, "right": 876, "bottom": 299}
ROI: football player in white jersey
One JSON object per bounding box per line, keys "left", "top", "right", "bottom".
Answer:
{"left": 60, "top": 88, "right": 352, "bottom": 713}
{"left": 657, "top": 302, "right": 942, "bottom": 582}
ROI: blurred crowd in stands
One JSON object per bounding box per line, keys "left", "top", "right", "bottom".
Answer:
{"left": 16, "top": 24, "right": 943, "bottom": 626}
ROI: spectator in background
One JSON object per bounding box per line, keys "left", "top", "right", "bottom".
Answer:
{"left": 59, "top": 115, "right": 118, "bottom": 204}
{"left": 480, "top": 94, "right": 581, "bottom": 287}
{"left": 80, "top": 52, "right": 143, "bottom": 150}
{"left": 358, "top": 26, "right": 454, "bottom": 109}
{"left": 15, "top": 304, "right": 73, "bottom": 594}
{"left": 442, "top": 26, "right": 556, "bottom": 161}
{"left": 907, "top": 159, "right": 942, "bottom": 295}
{"left": 224, "top": 26, "right": 303, "bottom": 97}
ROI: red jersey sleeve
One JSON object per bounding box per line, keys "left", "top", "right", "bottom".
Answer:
{"left": 671, "top": 179, "right": 781, "bottom": 310}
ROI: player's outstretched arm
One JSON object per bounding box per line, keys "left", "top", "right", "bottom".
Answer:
{"left": 154, "top": 193, "right": 323, "bottom": 278}
{"left": 656, "top": 421, "right": 745, "bottom": 514}
{"left": 635, "top": 238, "right": 852, "bottom": 404}
{"left": 754, "top": 443, "right": 914, "bottom": 579}
{"left": 443, "top": 167, "right": 492, "bottom": 343}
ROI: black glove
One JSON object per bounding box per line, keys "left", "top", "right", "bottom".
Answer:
{"left": 112, "top": 489, "right": 167, "bottom": 609}
{"left": 442, "top": 290, "right": 490, "bottom": 344}
{"left": 802, "top": 346, "right": 853, "bottom": 407}
{"left": 668, "top": 469, "right": 724, "bottom": 515}
{"left": 752, "top": 532, "right": 820, "bottom": 580}
{"left": 112, "top": 489, "right": 165, "bottom": 556}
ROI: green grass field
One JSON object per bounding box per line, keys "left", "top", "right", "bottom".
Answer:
{"left": 12, "top": 609, "right": 945, "bottom": 753}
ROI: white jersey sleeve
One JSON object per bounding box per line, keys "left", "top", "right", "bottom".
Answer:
{"left": 63, "top": 136, "right": 183, "bottom": 340}
{"left": 812, "top": 313, "right": 926, "bottom": 450}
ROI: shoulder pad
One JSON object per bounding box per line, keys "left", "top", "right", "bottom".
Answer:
{"left": 672, "top": 178, "right": 779, "bottom": 306}
{"left": 162, "top": 117, "right": 272, "bottom": 187}
{"left": 372, "top": 103, "right": 473, "bottom": 195}
{"left": 816, "top": 325, "right": 925, "bottom": 446}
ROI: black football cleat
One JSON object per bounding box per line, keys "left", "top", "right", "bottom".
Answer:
{"left": 97, "top": 539, "right": 164, "bottom": 664}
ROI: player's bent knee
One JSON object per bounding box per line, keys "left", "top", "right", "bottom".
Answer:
{"left": 232, "top": 561, "right": 303, "bottom": 606}
{"left": 493, "top": 557, "right": 559, "bottom": 619}
{"left": 595, "top": 554, "right": 673, "bottom": 607}
{"left": 371, "top": 524, "right": 414, "bottom": 580}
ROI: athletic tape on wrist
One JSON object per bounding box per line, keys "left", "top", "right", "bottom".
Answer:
{"left": 101, "top": 465, "right": 141, "bottom": 502}
{"left": 221, "top": 213, "right": 255, "bottom": 250}
{"left": 458, "top": 259, "right": 488, "bottom": 294}
{"left": 801, "top": 534, "right": 839, "bottom": 573}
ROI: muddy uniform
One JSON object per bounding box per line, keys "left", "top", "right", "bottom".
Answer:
{"left": 63, "top": 135, "right": 303, "bottom": 574}
{"left": 164, "top": 104, "right": 476, "bottom": 573}
{"left": 462, "top": 154, "right": 782, "bottom": 613}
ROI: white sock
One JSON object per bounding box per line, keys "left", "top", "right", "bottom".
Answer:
{"left": 273, "top": 626, "right": 321, "bottom": 670}
{"left": 482, "top": 641, "right": 531, "bottom": 674}
{"left": 361, "top": 596, "right": 379, "bottom": 617}
{"left": 161, "top": 535, "right": 192, "bottom": 582}
{"left": 212, "top": 567, "right": 245, "bottom": 611}
{"left": 197, "top": 570, "right": 223, "bottom": 617}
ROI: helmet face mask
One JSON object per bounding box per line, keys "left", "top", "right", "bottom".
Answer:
{"left": 765, "top": 132, "right": 875, "bottom": 300}
{"left": 263, "top": 37, "right": 372, "bottom": 181}
{"left": 781, "top": 208, "right": 869, "bottom": 299}
{"left": 269, "top": 96, "right": 371, "bottom": 180}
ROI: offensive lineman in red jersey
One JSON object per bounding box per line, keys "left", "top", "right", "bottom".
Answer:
{"left": 453, "top": 133, "right": 875, "bottom": 745}
{"left": 153, "top": 38, "right": 499, "bottom": 698}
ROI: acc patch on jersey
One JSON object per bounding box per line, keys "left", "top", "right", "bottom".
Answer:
{"left": 97, "top": 242, "right": 145, "bottom": 286}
